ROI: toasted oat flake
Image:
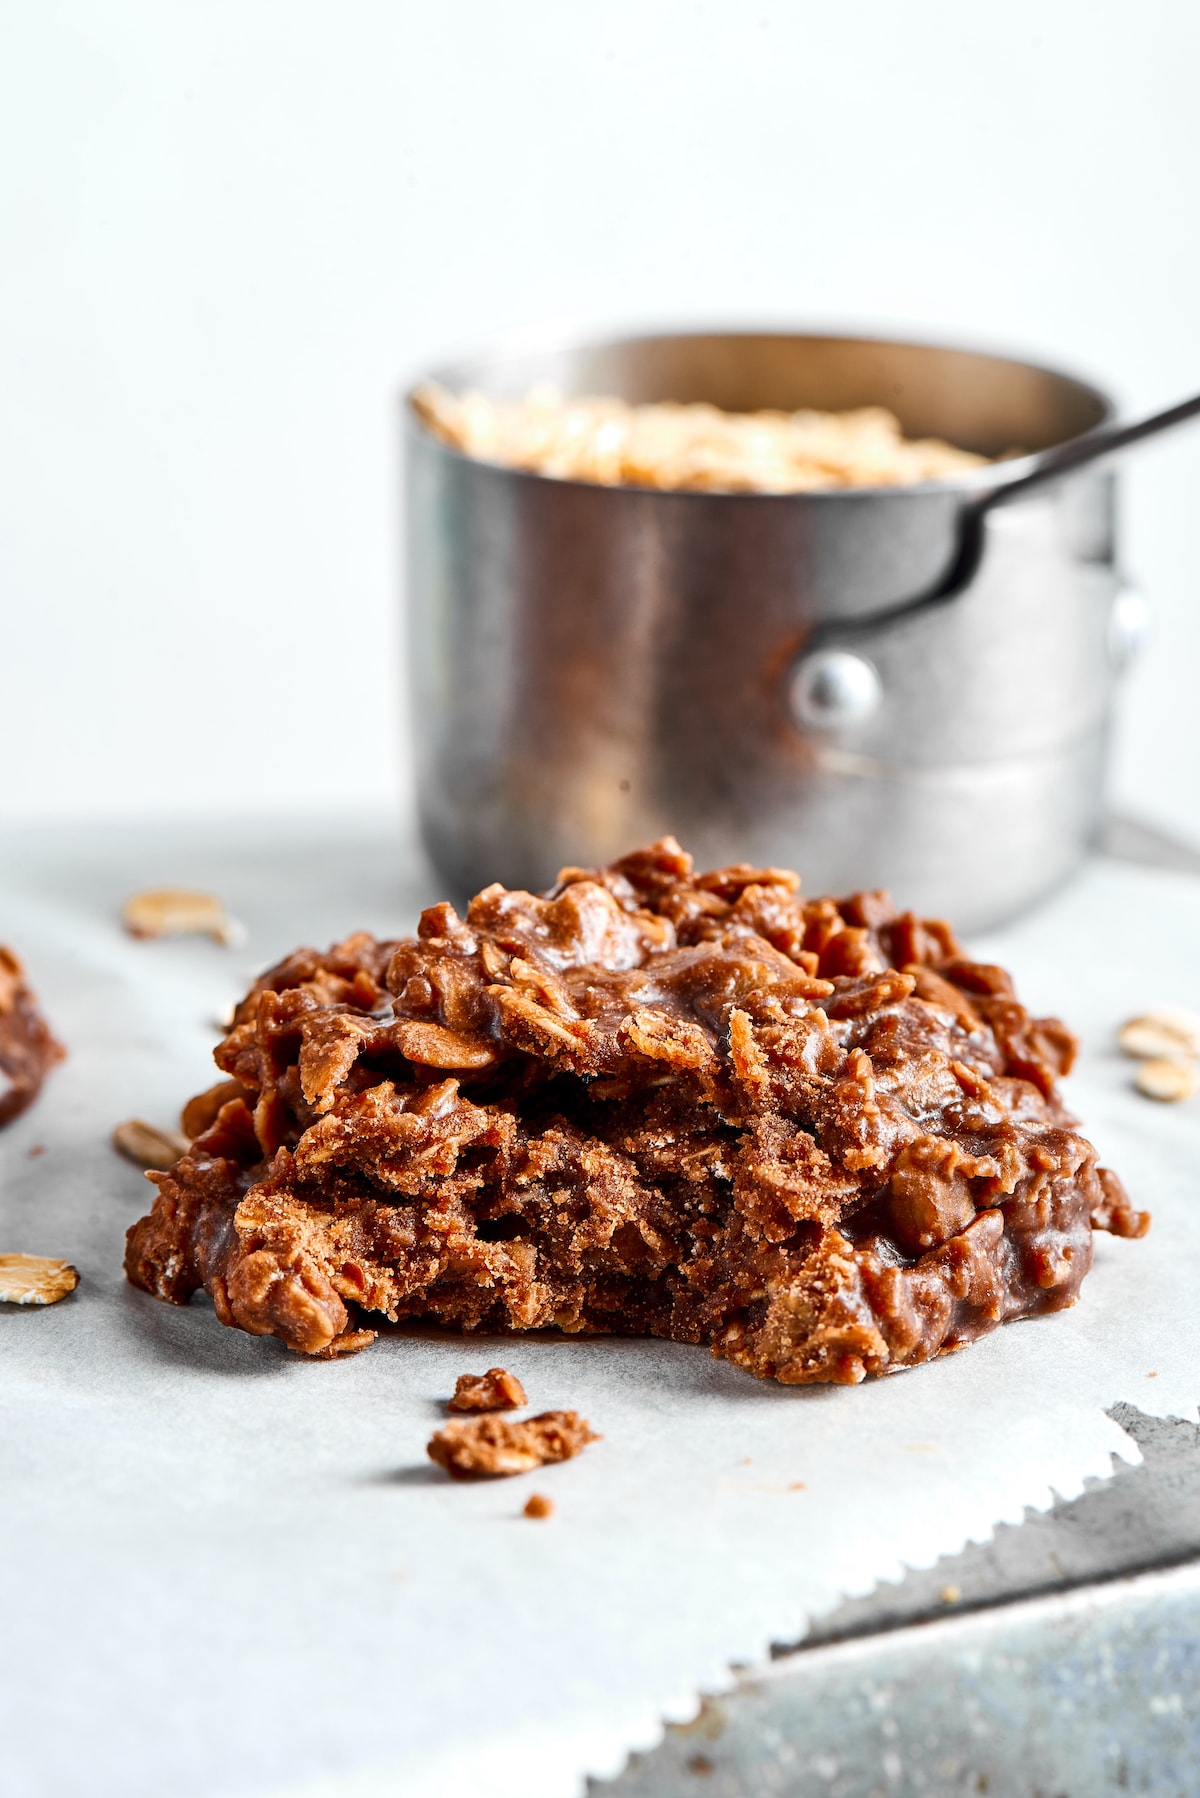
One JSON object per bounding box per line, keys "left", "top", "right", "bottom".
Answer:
{"left": 412, "top": 381, "right": 989, "bottom": 494}
{"left": 1118, "top": 1007, "right": 1200, "bottom": 1062}
{"left": 0, "top": 1253, "right": 79, "bottom": 1306}
{"left": 121, "top": 888, "right": 242, "bottom": 945}
{"left": 112, "top": 1118, "right": 191, "bottom": 1170}
{"left": 1134, "top": 1058, "right": 1197, "bottom": 1103}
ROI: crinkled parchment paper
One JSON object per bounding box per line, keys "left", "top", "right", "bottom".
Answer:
{"left": 1, "top": 822, "right": 1196, "bottom": 1798}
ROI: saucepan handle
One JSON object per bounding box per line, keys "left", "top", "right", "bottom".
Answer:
{"left": 936, "top": 391, "right": 1200, "bottom": 615}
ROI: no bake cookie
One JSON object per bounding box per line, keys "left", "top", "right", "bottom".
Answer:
{"left": 124, "top": 840, "right": 1147, "bottom": 1384}
{"left": 0, "top": 948, "right": 64, "bottom": 1128}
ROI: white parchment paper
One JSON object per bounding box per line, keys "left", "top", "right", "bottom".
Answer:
{"left": 1, "top": 821, "right": 1197, "bottom": 1798}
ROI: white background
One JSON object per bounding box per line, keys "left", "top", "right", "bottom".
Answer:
{"left": 2, "top": 0, "right": 1198, "bottom": 839}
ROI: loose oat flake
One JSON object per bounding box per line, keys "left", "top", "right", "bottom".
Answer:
{"left": 112, "top": 1118, "right": 190, "bottom": 1171}
{"left": 0, "top": 1253, "right": 79, "bottom": 1306}
{"left": 1118, "top": 1007, "right": 1200, "bottom": 1062}
{"left": 1134, "top": 1058, "right": 1197, "bottom": 1104}
{"left": 121, "top": 888, "right": 242, "bottom": 945}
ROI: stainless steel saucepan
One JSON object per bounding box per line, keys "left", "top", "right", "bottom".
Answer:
{"left": 404, "top": 331, "right": 1198, "bottom": 930}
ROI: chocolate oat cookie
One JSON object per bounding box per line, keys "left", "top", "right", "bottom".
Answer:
{"left": 124, "top": 840, "right": 1147, "bottom": 1384}
{"left": 0, "top": 948, "right": 64, "bottom": 1127}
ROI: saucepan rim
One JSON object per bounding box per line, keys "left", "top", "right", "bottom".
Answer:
{"left": 404, "top": 324, "right": 1117, "bottom": 501}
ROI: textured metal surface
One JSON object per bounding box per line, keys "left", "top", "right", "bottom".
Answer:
{"left": 601, "top": 1565, "right": 1200, "bottom": 1798}
{"left": 405, "top": 330, "right": 1123, "bottom": 929}
{"left": 596, "top": 1405, "right": 1200, "bottom": 1798}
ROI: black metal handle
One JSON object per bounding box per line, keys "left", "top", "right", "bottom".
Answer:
{"left": 981, "top": 390, "right": 1200, "bottom": 513}
{"left": 883, "top": 389, "right": 1200, "bottom": 629}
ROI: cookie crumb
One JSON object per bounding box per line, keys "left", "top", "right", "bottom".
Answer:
{"left": 428, "top": 1410, "right": 599, "bottom": 1479}
{"left": 523, "top": 1492, "right": 554, "bottom": 1519}
{"left": 448, "top": 1367, "right": 527, "bottom": 1412}
{"left": 28, "top": 1144, "right": 45, "bottom": 1158}
{"left": 939, "top": 1584, "right": 962, "bottom": 1604}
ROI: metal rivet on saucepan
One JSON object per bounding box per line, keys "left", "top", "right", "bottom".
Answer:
{"left": 789, "top": 649, "right": 882, "bottom": 732}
